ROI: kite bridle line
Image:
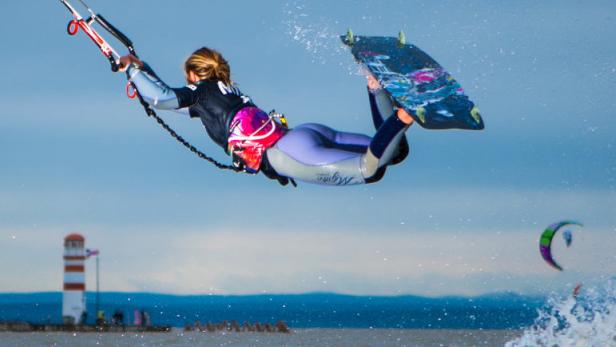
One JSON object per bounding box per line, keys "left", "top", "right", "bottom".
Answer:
{"left": 60, "top": 0, "right": 243, "bottom": 173}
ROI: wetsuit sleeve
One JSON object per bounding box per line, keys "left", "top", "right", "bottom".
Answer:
{"left": 126, "top": 63, "right": 199, "bottom": 110}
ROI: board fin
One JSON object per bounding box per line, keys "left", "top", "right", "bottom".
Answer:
{"left": 397, "top": 31, "right": 406, "bottom": 47}
{"left": 415, "top": 106, "right": 426, "bottom": 124}
{"left": 470, "top": 107, "right": 482, "bottom": 124}
{"left": 344, "top": 28, "right": 355, "bottom": 46}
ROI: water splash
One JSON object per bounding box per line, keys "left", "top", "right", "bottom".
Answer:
{"left": 506, "top": 280, "right": 616, "bottom": 347}
{"left": 282, "top": 1, "right": 356, "bottom": 74}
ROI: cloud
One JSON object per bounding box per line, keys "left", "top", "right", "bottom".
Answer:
{"left": 1, "top": 223, "right": 614, "bottom": 296}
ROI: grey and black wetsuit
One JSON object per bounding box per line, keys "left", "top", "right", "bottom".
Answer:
{"left": 264, "top": 87, "right": 410, "bottom": 185}
{"left": 127, "top": 63, "right": 410, "bottom": 186}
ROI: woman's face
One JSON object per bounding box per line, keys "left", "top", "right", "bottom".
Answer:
{"left": 186, "top": 70, "right": 200, "bottom": 84}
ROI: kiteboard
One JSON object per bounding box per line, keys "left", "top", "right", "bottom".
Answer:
{"left": 341, "top": 31, "right": 484, "bottom": 130}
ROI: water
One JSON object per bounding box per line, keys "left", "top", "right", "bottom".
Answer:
{"left": 0, "top": 329, "right": 521, "bottom": 347}
{"left": 282, "top": 0, "right": 358, "bottom": 76}
{"left": 506, "top": 280, "right": 616, "bottom": 347}
{"left": 3, "top": 283, "right": 615, "bottom": 347}
{"left": 0, "top": 292, "right": 543, "bottom": 329}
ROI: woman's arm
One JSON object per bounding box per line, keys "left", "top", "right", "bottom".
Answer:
{"left": 127, "top": 64, "right": 180, "bottom": 110}
{"left": 120, "top": 55, "right": 198, "bottom": 111}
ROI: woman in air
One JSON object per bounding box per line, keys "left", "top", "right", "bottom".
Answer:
{"left": 119, "top": 47, "right": 413, "bottom": 186}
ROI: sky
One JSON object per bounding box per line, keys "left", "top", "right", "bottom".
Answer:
{"left": 0, "top": 0, "right": 615, "bottom": 297}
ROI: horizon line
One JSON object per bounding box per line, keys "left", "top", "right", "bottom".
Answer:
{"left": 0, "top": 290, "right": 546, "bottom": 299}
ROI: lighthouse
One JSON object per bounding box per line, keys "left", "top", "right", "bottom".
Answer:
{"left": 62, "top": 233, "right": 86, "bottom": 325}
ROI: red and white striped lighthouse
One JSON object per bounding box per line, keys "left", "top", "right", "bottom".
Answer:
{"left": 62, "top": 233, "right": 86, "bottom": 325}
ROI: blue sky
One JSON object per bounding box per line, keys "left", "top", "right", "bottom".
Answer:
{"left": 0, "top": 0, "right": 615, "bottom": 296}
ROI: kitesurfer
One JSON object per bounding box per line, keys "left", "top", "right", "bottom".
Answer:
{"left": 119, "top": 47, "right": 413, "bottom": 186}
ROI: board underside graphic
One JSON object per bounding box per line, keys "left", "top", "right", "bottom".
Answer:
{"left": 342, "top": 35, "right": 484, "bottom": 130}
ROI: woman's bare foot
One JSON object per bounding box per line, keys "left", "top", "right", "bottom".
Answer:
{"left": 366, "top": 72, "right": 382, "bottom": 92}
{"left": 397, "top": 108, "right": 414, "bottom": 125}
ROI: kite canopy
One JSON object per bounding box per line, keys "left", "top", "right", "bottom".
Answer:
{"left": 539, "top": 220, "right": 583, "bottom": 271}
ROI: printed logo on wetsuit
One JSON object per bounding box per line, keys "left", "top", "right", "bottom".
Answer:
{"left": 217, "top": 81, "right": 251, "bottom": 104}
{"left": 316, "top": 172, "right": 356, "bottom": 186}
{"left": 187, "top": 84, "right": 197, "bottom": 91}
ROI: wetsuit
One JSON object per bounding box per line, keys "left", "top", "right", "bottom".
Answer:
{"left": 126, "top": 63, "right": 410, "bottom": 186}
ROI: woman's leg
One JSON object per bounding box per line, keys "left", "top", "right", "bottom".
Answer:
{"left": 265, "top": 110, "right": 412, "bottom": 186}
{"left": 368, "top": 88, "right": 394, "bottom": 129}
{"left": 297, "top": 123, "right": 371, "bottom": 149}
{"left": 367, "top": 75, "right": 409, "bottom": 164}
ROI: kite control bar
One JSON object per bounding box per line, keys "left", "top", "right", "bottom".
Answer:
{"left": 60, "top": 0, "right": 135, "bottom": 72}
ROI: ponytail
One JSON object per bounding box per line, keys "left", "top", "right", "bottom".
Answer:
{"left": 184, "top": 47, "right": 231, "bottom": 85}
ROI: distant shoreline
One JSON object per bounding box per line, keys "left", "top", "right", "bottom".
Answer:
{"left": 0, "top": 291, "right": 544, "bottom": 330}
{"left": 0, "top": 321, "right": 170, "bottom": 333}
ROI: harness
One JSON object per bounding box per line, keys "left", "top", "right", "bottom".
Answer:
{"left": 228, "top": 109, "right": 289, "bottom": 173}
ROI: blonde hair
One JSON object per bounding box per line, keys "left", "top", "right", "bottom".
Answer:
{"left": 184, "top": 47, "right": 231, "bottom": 85}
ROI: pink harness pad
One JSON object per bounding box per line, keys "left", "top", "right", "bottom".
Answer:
{"left": 228, "top": 107, "right": 286, "bottom": 172}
